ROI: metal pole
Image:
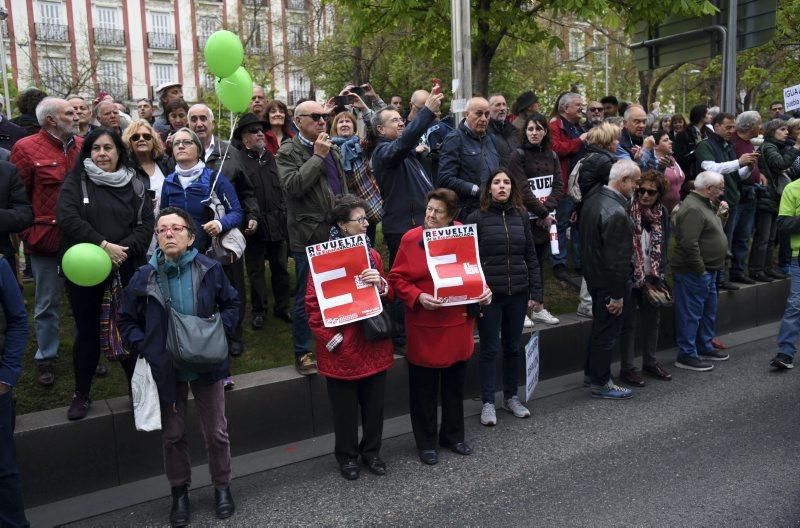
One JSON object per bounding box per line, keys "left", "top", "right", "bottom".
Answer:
{"left": 0, "top": 10, "right": 10, "bottom": 119}
{"left": 604, "top": 42, "right": 609, "bottom": 95}
{"left": 722, "top": 0, "right": 738, "bottom": 113}
{"left": 450, "top": 0, "right": 471, "bottom": 124}
{"left": 682, "top": 72, "right": 687, "bottom": 115}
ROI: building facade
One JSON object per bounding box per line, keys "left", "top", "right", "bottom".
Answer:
{"left": 1, "top": 0, "right": 330, "bottom": 104}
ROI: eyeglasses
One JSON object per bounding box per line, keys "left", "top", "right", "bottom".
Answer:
{"left": 297, "top": 113, "right": 327, "bottom": 121}
{"left": 347, "top": 216, "right": 369, "bottom": 225}
{"left": 637, "top": 188, "right": 659, "bottom": 196}
{"left": 131, "top": 133, "right": 153, "bottom": 141}
{"left": 245, "top": 127, "right": 265, "bottom": 135}
{"left": 155, "top": 224, "right": 188, "bottom": 236}
{"left": 173, "top": 139, "right": 196, "bottom": 148}
{"left": 711, "top": 185, "right": 725, "bottom": 192}
{"left": 588, "top": 107, "right": 604, "bottom": 113}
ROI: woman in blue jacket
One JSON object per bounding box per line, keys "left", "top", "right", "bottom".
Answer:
{"left": 159, "top": 128, "right": 243, "bottom": 254}
{"left": 119, "top": 206, "right": 240, "bottom": 527}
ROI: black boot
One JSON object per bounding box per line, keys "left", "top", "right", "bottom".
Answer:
{"left": 215, "top": 486, "right": 235, "bottom": 519}
{"left": 169, "top": 484, "right": 189, "bottom": 527}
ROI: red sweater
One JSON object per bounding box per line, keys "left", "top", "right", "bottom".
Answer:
{"left": 549, "top": 116, "right": 584, "bottom": 188}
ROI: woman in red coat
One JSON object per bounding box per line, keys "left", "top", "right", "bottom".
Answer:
{"left": 389, "top": 188, "right": 492, "bottom": 465}
{"left": 306, "top": 194, "right": 394, "bottom": 481}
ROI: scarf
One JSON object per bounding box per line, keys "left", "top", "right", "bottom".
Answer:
{"left": 151, "top": 247, "right": 198, "bottom": 316}
{"left": 174, "top": 160, "right": 206, "bottom": 181}
{"left": 630, "top": 199, "right": 664, "bottom": 288}
{"left": 331, "top": 135, "right": 362, "bottom": 173}
{"left": 328, "top": 225, "right": 376, "bottom": 269}
{"left": 83, "top": 158, "right": 135, "bottom": 188}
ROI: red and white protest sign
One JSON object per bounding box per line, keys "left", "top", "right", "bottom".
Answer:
{"left": 527, "top": 173, "right": 559, "bottom": 255}
{"left": 423, "top": 224, "right": 487, "bottom": 306}
{"left": 306, "top": 234, "right": 382, "bottom": 328}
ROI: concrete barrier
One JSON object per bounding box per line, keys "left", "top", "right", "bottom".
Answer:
{"left": 14, "top": 280, "right": 789, "bottom": 507}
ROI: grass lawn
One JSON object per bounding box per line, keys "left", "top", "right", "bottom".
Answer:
{"left": 14, "top": 230, "right": 580, "bottom": 415}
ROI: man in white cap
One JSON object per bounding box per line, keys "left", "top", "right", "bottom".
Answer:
{"left": 153, "top": 81, "right": 184, "bottom": 135}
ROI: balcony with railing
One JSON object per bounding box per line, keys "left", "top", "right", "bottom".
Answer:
{"left": 197, "top": 34, "right": 212, "bottom": 50}
{"left": 93, "top": 27, "right": 125, "bottom": 47}
{"left": 102, "top": 81, "right": 129, "bottom": 101}
{"left": 286, "top": 0, "right": 305, "bottom": 10}
{"left": 35, "top": 23, "right": 69, "bottom": 42}
{"left": 147, "top": 32, "right": 176, "bottom": 50}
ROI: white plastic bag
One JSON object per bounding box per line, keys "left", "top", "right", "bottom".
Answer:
{"left": 132, "top": 356, "right": 162, "bottom": 432}
{"left": 525, "top": 331, "right": 540, "bottom": 402}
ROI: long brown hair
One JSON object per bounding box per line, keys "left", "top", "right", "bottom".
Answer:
{"left": 480, "top": 168, "right": 523, "bottom": 212}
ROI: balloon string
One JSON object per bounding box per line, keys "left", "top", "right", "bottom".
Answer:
{"left": 208, "top": 114, "right": 238, "bottom": 198}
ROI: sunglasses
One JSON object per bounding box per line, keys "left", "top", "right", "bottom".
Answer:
{"left": 245, "top": 127, "right": 265, "bottom": 135}
{"left": 637, "top": 188, "right": 659, "bottom": 196}
{"left": 131, "top": 133, "right": 153, "bottom": 141}
{"left": 297, "top": 113, "right": 327, "bottom": 121}
{"left": 588, "top": 107, "right": 604, "bottom": 113}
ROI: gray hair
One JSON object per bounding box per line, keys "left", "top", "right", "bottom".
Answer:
{"left": 173, "top": 127, "right": 206, "bottom": 161}
{"left": 707, "top": 106, "right": 720, "bottom": 119}
{"left": 609, "top": 159, "right": 640, "bottom": 182}
{"left": 735, "top": 110, "right": 762, "bottom": 132}
{"left": 371, "top": 107, "right": 394, "bottom": 131}
{"left": 694, "top": 171, "right": 724, "bottom": 190}
{"left": 188, "top": 103, "right": 214, "bottom": 123}
{"left": 557, "top": 92, "right": 581, "bottom": 114}
{"left": 35, "top": 97, "right": 66, "bottom": 126}
{"left": 787, "top": 118, "right": 800, "bottom": 131}
{"left": 623, "top": 104, "right": 645, "bottom": 121}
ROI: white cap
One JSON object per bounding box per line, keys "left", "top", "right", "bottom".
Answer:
{"left": 155, "top": 81, "right": 182, "bottom": 95}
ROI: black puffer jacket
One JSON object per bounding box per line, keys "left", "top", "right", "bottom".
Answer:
{"left": 467, "top": 202, "right": 543, "bottom": 302}
{"left": 578, "top": 144, "right": 616, "bottom": 199}
{"left": 578, "top": 186, "right": 633, "bottom": 298}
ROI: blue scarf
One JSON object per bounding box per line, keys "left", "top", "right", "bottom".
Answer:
{"left": 330, "top": 135, "right": 362, "bottom": 173}
{"left": 150, "top": 248, "right": 198, "bottom": 316}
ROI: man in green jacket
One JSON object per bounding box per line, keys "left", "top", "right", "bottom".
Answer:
{"left": 672, "top": 171, "right": 730, "bottom": 372}
{"left": 277, "top": 100, "right": 348, "bottom": 375}
{"left": 772, "top": 177, "right": 800, "bottom": 369}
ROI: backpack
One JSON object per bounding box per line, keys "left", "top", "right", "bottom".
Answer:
{"left": 567, "top": 157, "right": 585, "bottom": 203}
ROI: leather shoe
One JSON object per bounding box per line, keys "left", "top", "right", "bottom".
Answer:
{"left": 643, "top": 362, "right": 672, "bottom": 381}
{"left": 36, "top": 361, "right": 55, "bottom": 387}
{"left": 418, "top": 449, "right": 438, "bottom": 465}
{"left": 717, "top": 280, "right": 740, "bottom": 291}
{"left": 275, "top": 311, "right": 293, "bottom": 323}
{"left": 750, "top": 271, "right": 774, "bottom": 283}
{"left": 362, "top": 456, "right": 387, "bottom": 476}
{"left": 730, "top": 274, "right": 756, "bottom": 285}
{"left": 229, "top": 340, "right": 244, "bottom": 357}
{"left": 251, "top": 313, "right": 264, "bottom": 330}
{"left": 441, "top": 442, "right": 472, "bottom": 456}
{"left": 339, "top": 461, "right": 360, "bottom": 480}
{"left": 620, "top": 369, "right": 646, "bottom": 387}
{"left": 766, "top": 269, "right": 788, "bottom": 280}
{"left": 169, "top": 484, "right": 190, "bottom": 527}
{"left": 214, "top": 486, "right": 235, "bottom": 519}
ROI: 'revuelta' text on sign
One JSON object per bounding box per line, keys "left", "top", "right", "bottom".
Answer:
{"left": 423, "top": 224, "right": 487, "bottom": 306}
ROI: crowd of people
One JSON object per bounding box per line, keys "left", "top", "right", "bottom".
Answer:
{"left": 1, "top": 79, "right": 800, "bottom": 527}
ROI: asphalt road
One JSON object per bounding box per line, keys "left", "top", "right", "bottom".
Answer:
{"left": 68, "top": 336, "right": 800, "bottom": 527}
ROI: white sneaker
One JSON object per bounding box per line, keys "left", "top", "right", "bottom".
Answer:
{"left": 532, "top": 308, "right": 560, "bottom": 325}
{"left": 480, "top": 402, "right": 497, "bottom": 426}
{"left": 503, "top": 396, "right": 531, "bottom": 418}
{"left": 576, "top": 308, "right": 593, "bottom": 319}
{"left": 523, "top": 315, "right": 535, "bottom": 328}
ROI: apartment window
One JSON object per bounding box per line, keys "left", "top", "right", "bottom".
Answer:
{"left": 286, "top": 0, "right": 305, "bottom": 10}
{"left": 39, "top": 57, "right": 70, "bottom": 94}
{"left": 99, "top": 61, "right": 127, "bottom": 100}
{"left": 197, "top": 15, "right": 218, "bottom": 49}
{"left": 288, "top": 24, "right": 304, "bottom": 54}
{"left": 36, "top": 1, "right": 68, "bottom": 41}
{"left": 151, "top": 63, "right": 176, "bottom": 90}
{"left": 568, "top": 29, "right": 585, "bottom": 61}
{"left": 288, "top": 71, "right": 309, "bottom": 105}
{"left": 94, "top": 6, "right": 124, "bottom": 46}
{"left": 147, "top": 11, "right": 176, "bottom": 49}
{"left": 244, "top": 20, "right": 263, "bottom": 52}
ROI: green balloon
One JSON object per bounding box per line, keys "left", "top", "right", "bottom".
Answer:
{"left": 62, "top": 243, "right": 112, "bottom": 287}
{"left": 216, "top": 67, "right": 253, "bottom": 114}
{"left": 204, "top": 30, "right": 244, "bottom": 79}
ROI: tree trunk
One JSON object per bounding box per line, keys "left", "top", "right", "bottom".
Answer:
{"left": 638, "top": 71, "right": 652, "bottom": 108}
{"left": 473, "top": 51, "right": 491, "bottom": 97}
{"left": 352, "top": 44, "right": 364, "bottom": 85}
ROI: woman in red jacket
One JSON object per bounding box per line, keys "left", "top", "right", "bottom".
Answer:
{"left": 306, "top": 194, "right": 394, "bottom": 481}
{"left": 389, "top": 188, "right": 492, "bottom": 466}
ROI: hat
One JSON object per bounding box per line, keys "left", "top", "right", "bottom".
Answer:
{"left": 514, "top": 90, "right": 539, "bottom": 112}
{"left": 232, "top": 113, "right": 268, "bottom": 140}
{"left": 155, "top": 81, "right": 182, "bottom": 96}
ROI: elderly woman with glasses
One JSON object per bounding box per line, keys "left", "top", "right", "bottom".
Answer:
{"left": 159, "top": 127, "right": 244, "bottom": 254}
{"left": 119, "top": 206, "right": 240, "bottom": 526}
{"left": 56, "top": 127, "right": 155, "bottom": 420}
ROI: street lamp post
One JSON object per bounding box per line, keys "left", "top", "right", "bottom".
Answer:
{"left": 0, "top": 7, "right": 10, "bottom": 119}
{"left": 587, "top": 43, "right": 609, "bottom": 95}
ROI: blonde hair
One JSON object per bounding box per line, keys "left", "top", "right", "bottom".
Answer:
{"left": 122, "top": 119, "right": 166, "bottom": 159}
{"left": 586, "top": 122, "right": 621, "bottom": 150}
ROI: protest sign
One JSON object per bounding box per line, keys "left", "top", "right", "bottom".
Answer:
{"left": 784, "top": 83, "right": 800, "bottom": 112}
{"left": 423, "top": 224, "right": 487, "bottom": 306}
{"left": 306, "top": 234, "right": 382, "bottom": 327}
{"left": 527, "top": 174, "right": 559, "bottom": 255}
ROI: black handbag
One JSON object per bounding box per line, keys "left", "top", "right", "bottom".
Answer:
{"left": 158, "top": 268, "right": 228, "bottom": 372}
{"left": 362, "top": 302, "right": 397, "bottom": 341}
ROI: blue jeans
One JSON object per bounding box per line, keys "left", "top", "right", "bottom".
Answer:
{"left": 673, "top": 271, "right": 717, "bottom": 359}
{"left": 477, "top": 292, "right": 528, "bottom": 403}
{"left": 0, "top": 391, "right": 29, "bottom": 527}
{"left": 728, "top": 199, "right": 756, "bottom": 276}
{"left": 777, "top": 262, "right": 800, "bottom": 358}
{"left": 553, "top": 196, "right": 580, "bottom": 270}
{"left": 291, "top": 251, "right": 313, "bottom": 358}
{"left": 31, "top": 254, "right": 64, "bottom": 361}
{"left": 584, "top": 284, "right": 630, "bottom": 386}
